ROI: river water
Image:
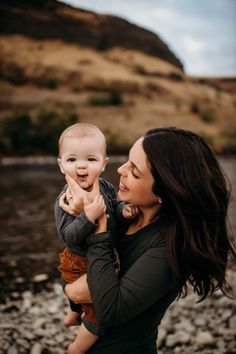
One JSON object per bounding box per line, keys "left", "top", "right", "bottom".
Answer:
{"left": 0, "top": 156, "right": 235, "bottom": 296}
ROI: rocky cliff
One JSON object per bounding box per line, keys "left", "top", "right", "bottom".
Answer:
{"left": 0, "top": 0, "right": 235, "bottom": 154}
{"left": 0, "top": 0, "right": 183, "bottom": 70}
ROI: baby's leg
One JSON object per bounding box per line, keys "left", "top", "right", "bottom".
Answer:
{"left": 64, "top": 310, "right": 82, "bottom": 327}
{"left": 67, "top": 323, "right": 98, "bottom": 354}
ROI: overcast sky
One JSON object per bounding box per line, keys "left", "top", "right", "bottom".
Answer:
{"left": 60, "top": 0, "right": 236, "bottom": 77}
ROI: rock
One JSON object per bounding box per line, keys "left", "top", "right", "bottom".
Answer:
{"left": 7, "top": 346, "right": 18, "bottom": 354}
{"left": 1, "top": 279, "right": 235, "bottom": 354}
{"left": 32, "top": 273, "right": 49, "bottom": 282}
{"left": 166, "top": 330, "right": 191, "bottom": 347}
{"left": 229, "top": 314, "right": 236, "bottom": 329}
{"left": 221, "top": 308, "right": 232, "bottom": 321}
{"left": 194, "top": 317, "right": 207, "bottom": 327}
{"left": 30, "top": 343, "right": 42, "bottom": 354}
{"left": 156, "top": 327, "right": 167, "bottom": 348}
{"left": 174, "top": 318, "right": 195, "bottom": 333}
{"left": 1, "top": 340, "right": 11, "bottom": 351}
{"left": 52, "top": 283, "right": 63, "bottom": 295}
{"left": 29, "top": 306, "right": 42, "bottom": 315}
{"left": 22, "top": 290, "right": 33, "bottom": 299}
{"left": 0, "top": 323, "right": 16, "bottom": 329}
{"left": 22, "top": 298, "right": 32, "bottom": 310}
{"left": 48, "top": 303, "right": 60, "bottom": 314}
{"left": 195, "top": 331, "right": 214, "bottom": 346}
{"left": 10, "top": 292, "right": 20, "bottom": 299}
{"left": 15, "top": 277, "right": 24, "bottom": 283}
{"left": 32, "top": 318, "right": 47, "bottom": 329}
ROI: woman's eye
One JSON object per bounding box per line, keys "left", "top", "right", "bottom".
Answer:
{"left": 132, "top": 170, "right": 139, "bottom": 179}
{"left": 88, "top": 157, "right": 97, "bottom": 162}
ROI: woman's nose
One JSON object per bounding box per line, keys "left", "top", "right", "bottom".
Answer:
{"left": 117, "top": 162, "right": 127, "bottom": 175}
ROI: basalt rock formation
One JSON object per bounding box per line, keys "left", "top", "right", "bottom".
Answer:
{"left": 0, "top": 0, "right": 183, "bottom": 70}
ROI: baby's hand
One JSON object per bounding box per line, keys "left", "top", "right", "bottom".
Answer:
{"left": 122, "top": 204, "right": 139, "bottom": 219}
{"left": 84, "top": 195, "right": 106, "bottom": 223}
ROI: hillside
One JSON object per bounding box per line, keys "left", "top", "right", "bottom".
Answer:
{"left": 0, "top": 0, "right": 183, "bottom": 70}
{"left": 0, "top": 0, "right": 235, "bottom": 155}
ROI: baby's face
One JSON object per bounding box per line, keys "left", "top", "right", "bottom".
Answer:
{"left": 58, "top": 136, "right": 108, "bottom": 190}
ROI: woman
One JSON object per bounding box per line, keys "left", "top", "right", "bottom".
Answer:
{"left": 61, "top": 127, "right": 235, "bottom": 354}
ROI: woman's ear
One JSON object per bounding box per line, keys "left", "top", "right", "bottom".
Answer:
{"left": 101, "top": 157, "right": 109, "bottom": 172}
{"left": 57, "top": 158, "right": 65, "bottom": 174}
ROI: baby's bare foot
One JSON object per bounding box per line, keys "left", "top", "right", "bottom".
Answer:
{"left": 64, "top": 311, "right": 82, "bottom": 327}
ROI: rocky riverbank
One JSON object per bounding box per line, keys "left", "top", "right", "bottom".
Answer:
{"left": 0, "top": 270, "right": 235, "bottom": 354}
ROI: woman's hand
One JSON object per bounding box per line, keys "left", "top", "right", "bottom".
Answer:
{"left": 64, "top": 274, "right": 92, "bottom": 304}
{"left": 59, "top": 174, "right": 100, "bottom": 216}
{"left": 59, "top": 191, "right": 84, "bottom": 216}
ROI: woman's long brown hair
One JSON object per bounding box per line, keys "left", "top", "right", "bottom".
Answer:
{"left": 143, "top": 127, "right": 236, "bottom": 301}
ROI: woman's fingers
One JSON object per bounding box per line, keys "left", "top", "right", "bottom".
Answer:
{"left": 59, "top": 193, "right": 75, "bottom": 215}
{"left": 64, "top": 174, "right": 103, "bottom": 212}
{"left": 59, "top": 193, "right": 66, "bottom": 207}
{"left": 82, "top": 194, "right": 90, "bottom": 206}
{"left": 65, "top": 174, "right": 85, "bottom": 197}
{"left": 93, "top": 177, "right": 100, "bottom": 194}
{"left": 88, "top": 177, "right": 100, "bottom": 201}
{"left": 65, "top": 188, "right": 72, "bottom": 203}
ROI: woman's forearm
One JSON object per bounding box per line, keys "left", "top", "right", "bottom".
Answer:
{"left": 65, "top": 274, "right": 92, "bottom": 304}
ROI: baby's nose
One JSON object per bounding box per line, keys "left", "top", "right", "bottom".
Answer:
{"left": 77, "top": 161, "right": 87, "bottom": 168}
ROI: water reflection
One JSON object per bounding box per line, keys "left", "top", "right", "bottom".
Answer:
{"left": 0, "top": 156, "right": 235, "bottom": 293}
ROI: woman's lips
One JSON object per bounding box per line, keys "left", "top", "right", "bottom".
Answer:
{"left": 119, "top": 182, "right": 129, "bottom": 192}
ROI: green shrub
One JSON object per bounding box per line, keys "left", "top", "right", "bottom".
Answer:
{"left": 105, "top": 129, "right": 130, "bottom": 154}
{"left": 191, "top": 102, "right": 200, "bottom": 114}
{"left": 200, "top": 108, "right": 215, "bottom": 123}
{"left": 44, "top": 77, "right": 59, "bottom": 89}
{"left": 97, "top": 36, "right": 110, "bottom": 51}
{"left": 0, "top": 111, "right": 78, "bottom": 156}
{"left": 89, "top": 91, "right": 122, "bottom": 106}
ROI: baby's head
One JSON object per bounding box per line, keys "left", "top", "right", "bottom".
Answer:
{"left": 58, "top": 123, "right": 108, "bottom": 190}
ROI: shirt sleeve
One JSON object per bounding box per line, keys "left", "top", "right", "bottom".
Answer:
{"left": 54, "top": 194, "right": 97, "bottom": 247}
{"left": 86, "top": 232, "right": 176, "bottom": 327}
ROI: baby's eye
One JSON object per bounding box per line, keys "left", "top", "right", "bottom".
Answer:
{"left": 67, "top": 158, "right": 76, "bottom": 162}
{"left": 88, "top": 157, "right": 97, "bottom": 162}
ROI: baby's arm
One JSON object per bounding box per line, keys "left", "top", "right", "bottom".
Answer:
{"left": 55, "top": 192, "right": 97, "bottom": 247}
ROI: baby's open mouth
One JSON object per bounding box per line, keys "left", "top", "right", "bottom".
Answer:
{"left": 77, "top": 174, "right": 88, "bottom": 180}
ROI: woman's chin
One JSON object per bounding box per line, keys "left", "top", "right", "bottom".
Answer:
{"left": 118, "top": 190, "right": 129, "bottom": 202}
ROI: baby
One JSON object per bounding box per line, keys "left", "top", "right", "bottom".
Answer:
{"left": 55, "top": 123, "right": 137, "bottom": 354}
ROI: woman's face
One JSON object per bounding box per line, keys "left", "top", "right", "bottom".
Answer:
{"left": 117, "top": 137, "right": 158, "bottom": 207}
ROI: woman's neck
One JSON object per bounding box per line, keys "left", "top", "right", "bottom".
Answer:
{"left": 128, "top": 205, "right": 161, "bottom": 234}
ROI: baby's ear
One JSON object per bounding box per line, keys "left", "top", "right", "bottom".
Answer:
{"left": 101, "top": 157, "right": 109, "bottom": 172}
{"left": 57, "top": 158, "right": 65, "bottom": 174}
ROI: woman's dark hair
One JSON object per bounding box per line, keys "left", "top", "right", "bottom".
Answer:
{"left": 143, "top": 127, "right": 236, "bottom": 301}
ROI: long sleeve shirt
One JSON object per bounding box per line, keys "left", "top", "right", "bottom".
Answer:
{"left": 86, "top": 216, "right": 179, "bottom": 354}
{"left": 55, "top": 178, "right": 124, "bottom": 255}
